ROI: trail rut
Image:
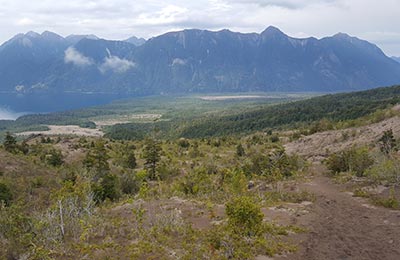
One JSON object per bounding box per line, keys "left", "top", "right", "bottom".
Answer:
{"left": 279, "top": 165, "right": 400, "bottom": 260}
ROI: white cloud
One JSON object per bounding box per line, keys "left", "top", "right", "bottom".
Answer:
{"left": 136, "top": 5, "right": 189, "bottom": 26}
{"left": 99, "top": 55, "right": 135, "bottom": 73}
{"left": 0, "top": 0, "right": 399, "bottom": 55}
{"left": 15, "top": 85, "right": 25, "bottom": 92}
{"left": 16, "top": 17, "right": 35, "bottom": 26}
{"left": 64, "top": 47, "right": 93, "bottom": 67}
{"left": 172, "top": 58, "right": 186, "bottom": 66}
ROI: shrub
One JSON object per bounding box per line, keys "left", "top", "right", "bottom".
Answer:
{"left": 372, "top": 189, "right": 399, "bottom": 209}
{"left": 325, "top": 147, "right": 374, "bottom": 177}
{"left": 325, "top": 152, "right": 348, "bottom": 174}
{"left": 270, "top": 135, "right": 280, "bottom": 143}
{"left": 3, "top": 132, "right": 17, "bottom": 153}
{"left": 236, "top": 143, "right": 245, "bottom": 157}
{"left": 180, "top": 168, "right": 213, "bottom": 196}
{"left": 45, "top": 149, "right": 64, "bottom": 167}
{"left": 378, "top": 129, "right": 397, "bottom": 155}
{"left": 91, "top": 173, "right": 120, "bottom": 203}
{"left": 120, "top": 173, "right": 139, "bottom": 195}
{"left": 225, "top": 196, "right": 263, "bottom": 236}
{"left": 100, "top": 174, "right": 120, "bottom": 201}
{"left": 177, "top": 138, "right": 190, "bottom": 148}
{"left": 368, "top": 158, "right": 400, "bottom": 184}
{"left": 0, "top": 183, "right": 12, "bottom": 206}
{"left": 83, "top": 140, "right": 110, "bottom": 179}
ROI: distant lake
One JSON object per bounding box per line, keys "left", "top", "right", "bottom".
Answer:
{"left": 0, "top": 92, "right": 129, "bottom": 119}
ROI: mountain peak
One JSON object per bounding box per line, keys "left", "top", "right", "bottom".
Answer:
{"left": 124, "top": 36, "right": 146, "bottom": 46}
{"left": 41, "top": 31, "right": 64, "bottom": 41}
{"left": 261, "top": 26, "right": 286, "bottom": 36}
{"left": 65, "top": 34, "right": 99, "bottom": 45}
{"left": 333, "top": 32, "right": 352, "bottom": 39}
{"left": 25, "top": 31, "right": 40, "bottom": 38}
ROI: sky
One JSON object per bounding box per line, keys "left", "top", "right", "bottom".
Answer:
{"left": 0, "top": 0, "right": 399, "bottom": 56}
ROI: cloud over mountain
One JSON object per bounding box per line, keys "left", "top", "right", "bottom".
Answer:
{"left": 64, "top": 47, "right": 93, "bottom": 67}
{"left": 99, "top": 55, "right": 135, "bottom": 73}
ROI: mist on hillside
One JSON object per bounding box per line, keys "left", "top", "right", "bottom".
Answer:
{"left": 0, "top": 107, "right": 23, "bottom": 120}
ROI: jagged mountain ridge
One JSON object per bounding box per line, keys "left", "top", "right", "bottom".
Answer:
{"left": 0, "top": 26, "right": 399, "bottom": 95}
{"left": 124, "top": 36, "right": 146, "bottom": 46}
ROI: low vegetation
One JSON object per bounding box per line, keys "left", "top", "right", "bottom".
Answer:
{"left": 2, "top": 86, "right": 400, "bottom": 258}
{"left": 0, "top": 130, "right": 308, "bottom": 259}
{"left": 325, "top": 129, "right": 400, "bottom": 209}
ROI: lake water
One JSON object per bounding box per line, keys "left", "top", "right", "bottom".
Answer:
{"left": 0, "top": 92, "right": 129, "bottom": 120}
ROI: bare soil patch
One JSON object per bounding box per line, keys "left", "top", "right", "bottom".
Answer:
{"left": 275, "top": 164, "right": 400, "bottom": 260}
{"left": 16, "top": 125, "right": 104, "bottom": 137}
{"left": 199, "top": 95, "right": 269, "bottom": 101}
{"left": 93, "top": 113, "right": 162, "bottom": 126}
{"left": 285, "top": 116, "right": 400, "bottom": 160}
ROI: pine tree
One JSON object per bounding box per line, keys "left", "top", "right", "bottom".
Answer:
{"left": 84, "top": 140, "right": 110, "bottom": 179}
{"left": 143, "top": 138, "right": 162, "bottom": 180}
{"left": 125, "top": 149, "right": 137, "bottom": 169}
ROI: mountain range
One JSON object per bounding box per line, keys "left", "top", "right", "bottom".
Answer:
{"left": 392, "top": 56, "right": 400, "bottom": 63}
{"left": 1, "top": 26, "right": 400, "bottom": 95}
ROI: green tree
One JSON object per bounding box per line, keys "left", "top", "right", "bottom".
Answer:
{"left": 83, "top": 140, "right": 110, "bottom": 179}
{"left": 125, "top": 149, "right": 137, "bottom": 169}
{"left": 101, "top": 173, "right": 120, "bottom": 201}
{"left": 379, "top": 129, "right": 397, "bottom": 155}
{"left": 143, "top": 138, "right": 162, "bottom": 180}
{"left": 3, "top": 132, "right": 17, "bottom": 153}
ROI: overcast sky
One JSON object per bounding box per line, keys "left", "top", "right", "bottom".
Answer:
{"left": 0, "top": 0, "right": 399, "bottom": 56}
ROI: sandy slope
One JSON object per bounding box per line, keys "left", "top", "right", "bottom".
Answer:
{"left": 285, "top": 116, "right": 400, "bottom": 160}
{"left": 16, "top": 125, "right": 104, "bottom": 137}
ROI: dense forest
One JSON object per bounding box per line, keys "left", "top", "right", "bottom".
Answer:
{"left": 106, "top": 85, "right": 400, "bottom": 139}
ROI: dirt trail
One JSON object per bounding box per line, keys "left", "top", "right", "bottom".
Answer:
{"left": 278, "top": 165, "right": 400, "bottom": 260}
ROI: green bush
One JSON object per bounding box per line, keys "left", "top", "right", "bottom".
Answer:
{"left": 120, "top": 172, "right": 139, "bottom": 195}
{"left": 45, "top": 149, "right": 64, "bottom": 167}
{"left": 373, "top": 192, "right": 399, "bottom": 209}
{"left": 177, "top": 138, "right": 190, "bottom": 148}
{"left": 370, "top": 158, "right": 400, "bottom": 184}
{"left": 236, "top": 143, "right": 245, "bottom": 157}
{"left": 326, "top": 147, "right": 374, "bottom": 177}
{"left": 226, "top": 196, "right": 263, "bottom": 236}
{"left": 325, "top": 153, "right": 348, "bottom": 174}
{"left": 0, "top": 183, "right": 13, "bottom": 206}
{"left": 3, "top": 132, "right": 17, "bottom": 153}
{"left": 91, "top": 173, "right": 120, "bottom": 203}
{"left": 100, "top": 174, "right": 120, "bottom": 201}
